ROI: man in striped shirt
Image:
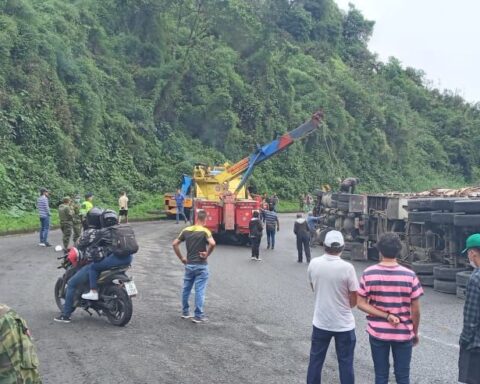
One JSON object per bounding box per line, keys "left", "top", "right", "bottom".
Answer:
{"left": 263, "top": 205, "right": 279, "bottom": 250}
{"left": 357, "top": 232, "right": 423, "bottom": 384}
{"left": 37, "top": 187, "right": 51, "bottom": 247}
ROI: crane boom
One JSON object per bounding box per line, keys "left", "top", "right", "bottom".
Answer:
{"left": 213, "top": 110, "right": 324, "bottom": 192}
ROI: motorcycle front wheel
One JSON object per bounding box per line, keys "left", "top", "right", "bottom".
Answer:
{"left": 102, "top": 285, "right": 133, "bottom": 326}
{"left": 54, "top": 278, "right": 66, "bottom": 312}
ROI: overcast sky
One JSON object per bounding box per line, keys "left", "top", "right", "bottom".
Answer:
{"left": 334, "top": 0, "right": 479, "bottom": 103}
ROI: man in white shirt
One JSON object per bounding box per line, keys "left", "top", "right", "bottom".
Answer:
{"left": 306, "top": 230, "right": 359, "bottom": 384}
{"left": 118, "top": 191, "right": 129, "bottom": 224}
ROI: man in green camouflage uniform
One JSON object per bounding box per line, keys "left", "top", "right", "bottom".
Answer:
{"left": 58, "top": 196, "right": 74, "bottom": 249}
{"left": 0, "top": 304, "right": 42, "bottom": 383}
{"left": 71, "top": 194, "right": 82, "bottom": 244}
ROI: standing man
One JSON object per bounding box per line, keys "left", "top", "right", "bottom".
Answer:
{"left": 80, "top": 192, "right": 94, "bottom": 230}
{"left": 307, "top": 211, "right": 321, "bottom": 246}
{"left": 174, "top": 189, "right": 187, "bottom": 224}
{"left": 306, "top": 230, "right": 359, "bottom": 384}
{"left": 264, "top": 205, "right": 280, "bottom": 250}
{"left": 71, "top": 194, "right": 82, "bottom": 244}
{"left": 118, "top": 191, "right": 129, "bottom": 224}
{"left": 0, "top": 304, "right": 42, "bottom": 383}
{"left": 37, "top": 187, "right": 51, "bottom": 247}
{"left": 249, "top": 211, "right": 263, "bottom": 261}
{"left": 294, "top": 213, "right": 311, "bottom": 263}
{"left": 271, "top": 193, "right": 279, "bottom": 212}
{"left": 58, "top": 196, "right": 74, "bottom": 250}
{"left": 340, "top": 178, "right": 360, "bottom": 194}
{"left": 357, "top": 232, "right": 423, "bottom": 384}
{"left": 459, "top": 234, "right": 480, "bottom": 384}
{"left": 172, "top": 210, "right": 216, "bottom": 323}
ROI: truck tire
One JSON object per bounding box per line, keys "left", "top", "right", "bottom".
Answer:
{"left": 453, "top": 214, "right": 480, "bottom": 227}
{"left": 407, "top": 199, "right": 436, "bottom": 211}
{"left": 456, "top": 271, "right": 473, "bottom": 287}
{"left": 418, "top": 274, "right": 434, "bottom": 287}
{"left": 433, "top": 266, "right": 467, "bottom": 281}
{"left": 453, "top": 200, "right": 480, "bottom": 214}
{"left": 433, "top": 279, "right": 457, "bottom": 294}
{"left": 430, "top": 199, "right": 461, "bottom": 212}
{"left": 431, "top": 212, "right": 456, "bottom": 225}
{"left": 341, "top": 250, "right": 352, "bottom": 260}
{"left": 408, "top": 211, "right": 435, "bottom": 223}
{"left": 412, "top": 262, "right": 443, "bottom": 275}
{"left": 456, "top": 286, "right": 466, "bottom": 300}
{"left": 338, "top": 194, "right": 351, "bottom": 202}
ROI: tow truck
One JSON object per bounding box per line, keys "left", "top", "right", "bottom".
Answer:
{"left": 168, "top": 110, "right": 324, "bottom": 243}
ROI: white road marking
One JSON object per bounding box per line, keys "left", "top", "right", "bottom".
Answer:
{"left": 421, "top": 334, "right": 459, "bottom": 349}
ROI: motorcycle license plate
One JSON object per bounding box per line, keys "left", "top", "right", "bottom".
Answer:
{"left": 124, "top": 281, "right": 138, "bottom": 297}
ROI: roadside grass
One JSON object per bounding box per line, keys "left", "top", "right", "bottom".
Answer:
{"left": 0, "top": 195, "right": 165, "bottom": 235}
{"left": 276, "top": 200, "right": 300, "bottom": 213}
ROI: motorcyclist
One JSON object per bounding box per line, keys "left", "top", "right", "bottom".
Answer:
{"left": 81, "top": 210, "right": 134, "bottom": 301}
{"left": 54, "top": 207, "right": 105, "bottom": 323}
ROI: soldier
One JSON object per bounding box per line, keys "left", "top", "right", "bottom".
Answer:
{"left": 71, "top": 194, "right": 82, "bottom": 244}
{"left": 58, "top": 197, "right": 74, "bottom": 250}
{"left": 0, "top": 304, "right": 42, "bottom": 383}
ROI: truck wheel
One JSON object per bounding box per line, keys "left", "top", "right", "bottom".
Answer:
{"left": 454, "top": 214, "right": 480, "bottom": 227}
{"left": 412, "top": 262, "right": 443, "bottom": 275}
{"left": 430, "top": 199, "right": 462, "bottom": 212}
{"left": 456, "top": 286, "right": 466, "bottom": 300}
{"left": 418, "top": 274, "right": 434, "bottom": 287}
{"left": 433, "top": 279, "right": 457, "bottom": 294}
{"left": 453, "top": 200, "right": 480, "bottom": 214}
{"left": 433, "top": 266, "right": 467, "bottom": 281}
{"left": 431, "top": 212, "right": 456, "bottom": 225}
{"left": 408, "top": 211, "right": 435, "bottom": 223}
{"left": 456, "top": 271, "right": 473, "bottom": 287}
{"left": 407, "top": 199, "right": 436, "bottom": 211}
{"left": 341, "top": 250, "right": 352, "bottom": 260}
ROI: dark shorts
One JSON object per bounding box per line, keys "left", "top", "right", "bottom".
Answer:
{"left": 119, "top": 209, "right": 128, "bottom": 217}
{"left": 459, "top": 346, "right": 480, "bottom": 384}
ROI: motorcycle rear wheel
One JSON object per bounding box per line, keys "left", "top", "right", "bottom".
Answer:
{"left": 103, "top": 285, "right": 133, "bottom": 326}
{"left": 54, "top": 278, "right": 66, "bottom": 312}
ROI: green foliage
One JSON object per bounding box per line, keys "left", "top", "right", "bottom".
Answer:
{"left": 0, "top": 0, "right": 478, "bottom": 217}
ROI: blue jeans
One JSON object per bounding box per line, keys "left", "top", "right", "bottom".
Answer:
{"left": 89, "top": 254, "right": 133, "bottom": 290}
{"left": 266, "top": 227, "right": 276, "bottom": 248}
{"left": 63, "top": 264, "right": 90, "bottom": 317}
{"left": 39, "top": 216, "right": 50, "bottom": 243}
{"left": 176, "top": 206, "right": 187, "bottom": 223}
{"left": 369, "top": 335, "right": 413, "bottom": 384}
{"left": 307, "top": 326, "right": 356, "bottom": 384}
{"left": 182, "top": 264, "right": 209, "bottom": 318}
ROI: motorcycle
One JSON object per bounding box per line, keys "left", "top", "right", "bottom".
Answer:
{"left": 54, "top": 248, "right": 137, "bottom": 326}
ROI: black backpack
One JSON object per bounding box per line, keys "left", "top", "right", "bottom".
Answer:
{"left": 110, "top": 224, "right": 139, "bottom": 258}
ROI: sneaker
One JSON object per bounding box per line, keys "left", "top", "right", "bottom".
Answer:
{"left": 81, "top": 291, "right": 99, "bottom": 301}
{"left": 271, "top": 247, "right": 274, "bottom": 250}
{"left": 256, "top": 258, "right": 262, "bottom": 261}
{"left": 251, "top": 256, "right": 256, "bottom": 260}
{"left": 38, "top": 243, "right": 46, "bottom": 247}
{"left": 45, "top": 242, "right": 52, "bottom": 247}
{"left": 267, "top": 245, "right": 270, "bottom": 249}
{"left": 54, "top": 314, "right": 71, "bottom": 323}
{"left": 181, "top": 314, "right": 193, "bottom": 319}
{"left": 191, "top": 317, "right": 208, "bottom": 324}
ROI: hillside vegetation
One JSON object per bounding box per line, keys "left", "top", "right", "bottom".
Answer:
{"left": 1, "top": 0, "right": 479, "bottom": 211}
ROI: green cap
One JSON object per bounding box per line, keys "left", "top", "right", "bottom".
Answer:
{"left": 462, "top": 233, "right": 480, "bottom": 254}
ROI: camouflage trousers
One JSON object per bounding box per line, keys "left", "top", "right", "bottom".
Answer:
{"left": 0, "top": 305, "right": 42, "bottom": 384}
{"left": 60, "top": 222, "right": 73, "bottom": 249}
{"left": 73, "top": 222, "right": 82, "bottom": 244}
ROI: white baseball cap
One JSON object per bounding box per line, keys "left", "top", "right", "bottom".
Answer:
{"left": 324, "top": 230, "right": 344, "bottom": 247}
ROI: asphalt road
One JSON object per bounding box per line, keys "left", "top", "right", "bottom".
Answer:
{"left": 0, "top": 214, "right": 464, "bottom": 383}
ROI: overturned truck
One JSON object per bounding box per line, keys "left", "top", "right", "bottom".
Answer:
{"left": 313, "top": 188, "right": 480, "bottom": 298}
